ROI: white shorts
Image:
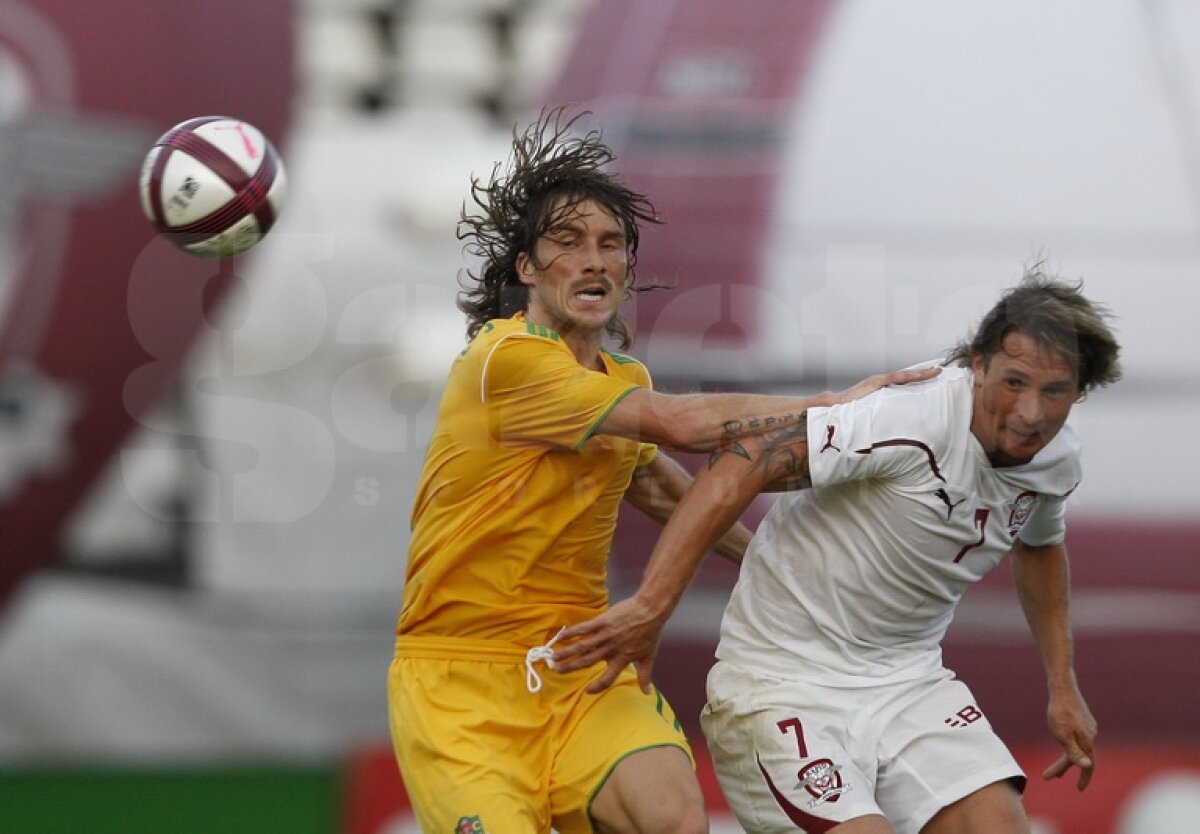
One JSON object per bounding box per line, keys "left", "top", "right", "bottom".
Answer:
{"left": 700, "top": 661, "right": 1025, "bottom": 834}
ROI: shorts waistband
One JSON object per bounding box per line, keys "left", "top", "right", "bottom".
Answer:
{"left": 394, "top": 634, "right": 530, "bottom": 661}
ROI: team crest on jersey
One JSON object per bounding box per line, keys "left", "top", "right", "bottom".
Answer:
{"left": 1006, "top": 491, "right": 1038, "bottom": 536}
{"left": 455, "top": 815, "right": 485, "bottom": 834}
{"left": 796, "top": 758, "right": 849, "bottom": 807}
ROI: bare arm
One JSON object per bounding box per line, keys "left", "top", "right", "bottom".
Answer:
{"left": 555, "top": 417, "right": 813, "bottom": 692}
{"left": 598, "top": 366, "right": 939, "bottom": 452}
{"left": 1011, "top": 539, "right": 1097, "bottom": 791}
{"left": 624, "top": 452, "right": 752, "bottom": 566}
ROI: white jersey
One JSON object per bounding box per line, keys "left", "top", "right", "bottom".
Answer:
{"left": 716, "top": 364, "right": 1082, "bottom": 686}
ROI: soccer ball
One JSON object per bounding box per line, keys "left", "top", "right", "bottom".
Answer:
{"left": 138, "top": 116, "right": 287, "bottom": 258}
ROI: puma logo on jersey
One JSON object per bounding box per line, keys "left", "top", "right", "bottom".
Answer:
{"left": 934, "top": 488, "right": 966, "bottom": 520}
{"left": 819, "top": 425, "right": 841, "bottom": 453}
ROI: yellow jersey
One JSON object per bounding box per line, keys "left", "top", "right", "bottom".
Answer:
{"left": 396, "top": 315, "right": 656, "bottom": 652}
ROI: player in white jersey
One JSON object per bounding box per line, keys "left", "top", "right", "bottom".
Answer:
{"left": 553, "top": 271, "right": 1123, "bottom": 834}
{"left": 721, "top": 361, "right": 1079, "bottom": 688}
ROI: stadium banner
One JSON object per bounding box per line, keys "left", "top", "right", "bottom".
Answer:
{"left": 342, "top": 740, "right": 1200, "bottom": 834}
{"left": 544, "top": 0, "right": 836, "bottom": 357}
{"left": 0, "top": 0, "right": 293, "bottom": 601}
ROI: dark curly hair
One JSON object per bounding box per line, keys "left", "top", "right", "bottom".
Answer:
{"left": 456, "top": 105, "right": 662, "bottom": 349}
{"left": 946, "top": 264, "right": 1123, "bottom": 394}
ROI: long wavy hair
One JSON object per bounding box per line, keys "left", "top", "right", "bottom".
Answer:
{"left": 946, "top": 265, "right": 1123, "bottom": 394}
{"left": 456, "top": 105, "right": 662, "bottom": 349}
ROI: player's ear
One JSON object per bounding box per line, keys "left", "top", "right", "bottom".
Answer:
{"left": 971, "top": 351, "right": 988, "bottom": 378}
{"left": 516, "top": 252, "right": 537, "bottom": 286}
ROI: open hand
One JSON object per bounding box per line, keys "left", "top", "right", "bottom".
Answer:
{"left": 552, "top": 595, "right": 666, "bottom": 694}
{"left": 823, "top": 365, "right": 942, "bottom": 407}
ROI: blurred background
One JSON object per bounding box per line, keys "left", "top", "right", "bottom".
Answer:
{"left": 1, "top": 1, "right": 1198, "bottom": 832}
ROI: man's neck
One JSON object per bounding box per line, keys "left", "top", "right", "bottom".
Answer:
{"left": 521, "top": 311, "right": 604, "bottom": 370}
{"left": 562, "top": 330, "right": 604, "bottom": 370}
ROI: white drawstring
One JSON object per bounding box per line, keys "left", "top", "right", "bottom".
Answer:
{"left": 525, "top": 627, "right": 565, "bottom": 693}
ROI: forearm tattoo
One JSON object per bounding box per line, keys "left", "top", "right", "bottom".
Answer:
{"left": 721, "top": 411, "right": 804, "bottom": 439}
{"left": 710, "top": 413, "right": 812, "bottom": 491}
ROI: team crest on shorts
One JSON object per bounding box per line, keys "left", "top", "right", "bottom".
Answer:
{"left": 455, "top": 815, "right": 485, "bottom": 834}
{"left": 796, "top": 758, "right": 849, "bottom": 807}
{"left": 1006, "top": 490, "right": 1038, "bottom": 536}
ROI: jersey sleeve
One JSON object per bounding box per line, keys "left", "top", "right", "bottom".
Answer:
{"left": 482, "top": 334, "right": 643, "bottom": 449}
{"left": 807, "top": 383, "right": 949, "bottom": 489}
{"left": 635, "top": 442, "right": 659, "bottom": 469}
{"left": 1016, "top": 494, "right": 1067, "bottom": 546}
{"left": 1015, "top": 422, "right": 1082, "bottom": 547}
{"left": 612, "top": 352, "right": 658, "bottom": 468}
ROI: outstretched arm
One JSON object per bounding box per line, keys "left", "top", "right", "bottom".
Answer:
{"left": 1012, "top": 539, "right": 1097, "bottom": 791}
{"left": 554, "top": 416, "right": 814, "bottom": 693}
{"left": 623, "top": 452, "right": 752, "bottom": 566}
{"left": 598, "top": 366, "right": 939, "bottom": 452}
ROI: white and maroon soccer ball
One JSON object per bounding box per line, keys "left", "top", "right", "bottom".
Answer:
{"left": 138, "top": 116, "right": 287, "bottom": 258}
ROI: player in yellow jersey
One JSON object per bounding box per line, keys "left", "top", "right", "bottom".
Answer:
{"left": 387, "top": 106, "right": 936, "bottom": 834}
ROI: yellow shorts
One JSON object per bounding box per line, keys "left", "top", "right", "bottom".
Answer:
{"left": 388, "top": 638, "right": 695, "bottom": 834}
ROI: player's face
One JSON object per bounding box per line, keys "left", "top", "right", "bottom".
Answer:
{"left": 517, "top": 199, "right": 629, "bottom": 342}
{"left": 970, "top": 331, "right": 1080, "bottom": 467}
